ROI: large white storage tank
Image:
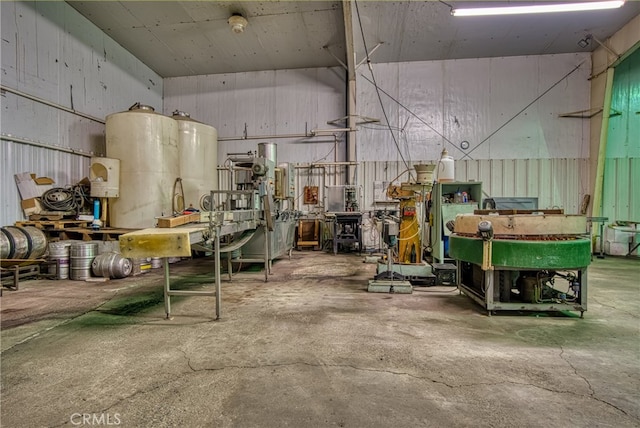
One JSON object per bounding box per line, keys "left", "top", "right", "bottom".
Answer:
{"left": 172, "top": 111, "right": 218, "bottom": 210}
{"left": 106, "top": 103, "right": 179, "bottom": 228}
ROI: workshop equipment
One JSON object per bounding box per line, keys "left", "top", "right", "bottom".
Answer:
{"left": 120, "top": 141, "right": 298, "bottom": 320}
{"left": 368, "top": 220, "right": 413, "bottom": 293}
{"left": 449, "top": 213, "right": 590, "bottom": 316}
{"left": 325, "top": 185, "right": 363, "bottom": 254}
{"left": 369, "top": 165, "right": 436, "bottom": 291}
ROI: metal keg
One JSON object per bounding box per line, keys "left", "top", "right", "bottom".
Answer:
{"left": 48, "top": 241, "right": 72, "bottom": 279}
{"left": 0, "top": 230, "right": 10, "bottom": 259}
{"left": 70, "top": 242, "right": 98, "bottom": 280}
{"left": 91, "top": 252, "right": 132, "bottom": 279}
{"left": 0, "top": 226, "right": 47, "bottom": 259}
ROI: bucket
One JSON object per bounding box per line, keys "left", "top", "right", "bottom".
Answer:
{"left": 0, "top": 226, "right": 47, "bottom": 259}
{"left": 92, "top": 252, "right": 132, "bottom": 279}
{"left": 437, "top": 149, "right": 455, "bottom": 183}
{"left": 151, "top": 257, "right": 163, "bottom": 269}
{"left": 70, "top": 242, "right": 98, "bottom": 280}
{"left": 414, "top": 164, "right": 435, "bottom": 184}
{"left": 48, "top": 241, "right": 72, "bottom": 279}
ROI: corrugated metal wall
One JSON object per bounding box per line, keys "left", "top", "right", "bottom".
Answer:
{"left": 354, "top": 159, "right": 588, "bottom": 213}
{"left": 223, "top": 158, "right": 589, "bottom": 214}
{"left": 163, "top": 68, "right": 347, "bottom": 165}
{"left": 602, "top": 49, "right": 640, "bottom": 222}
{"left": 356, "top": 54, "right": 591, "bottom": 162}
{"left": 1, "top": 1, "right": 164, "bottom": 225}
{"left": 173, "top": 54, "right": 592, "bottom": 215}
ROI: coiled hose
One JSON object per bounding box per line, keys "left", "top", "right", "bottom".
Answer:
{"left": 41, "top": 185, "right": 91, "bottom": 212}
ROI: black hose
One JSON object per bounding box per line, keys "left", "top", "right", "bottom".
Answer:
{"left": 41, "top": 185, "right": 90, "bottom": 212}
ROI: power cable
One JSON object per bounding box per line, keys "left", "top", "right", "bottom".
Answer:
{"left": 41, "top": 185, "right": 90, "bottom": 212}
{"left": 462, "top": 61, "right": 585, "bottom": 159}
{"left": 359, "top": 74, "right": 467, "bottom": 158}
{"left": 354, "top": 0, "right": 415, "bottom": 181}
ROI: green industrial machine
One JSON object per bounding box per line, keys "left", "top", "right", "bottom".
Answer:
{"left": 449, "top": 213, "right": 591, "bottom": 316}
{"left": 429, "top": 181, "right": 483, "bottom": 263}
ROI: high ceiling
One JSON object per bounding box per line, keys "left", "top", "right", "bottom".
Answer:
{"left": 66, "top": 1, "right": 640, "bottom": 78}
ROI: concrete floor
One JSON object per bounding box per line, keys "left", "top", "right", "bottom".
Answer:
{"left": 1, "top": 252, "right": 639, "bottom": 427}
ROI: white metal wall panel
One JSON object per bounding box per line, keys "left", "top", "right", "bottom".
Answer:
{"left": 352, "top": 159, "right": 588, "bottom": 214}
{"left": 163, "top": 67, "right": 346, "bottom": 165}
{"left": 218, "top": 157, "right": 587, "bottom": 215}
{"left": 357, "top": 53, "right": 591, "bottom": 162}
{"left": 1, "top": 1, "right": 163, "bottom": 225}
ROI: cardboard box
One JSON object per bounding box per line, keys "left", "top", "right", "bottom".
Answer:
{"left": 15, "top": 172, "right": 55, "bottom": 200}
{"left": 33, "top": 176, "right": 54, "bottom": 185}
{"left": 21, "top": 198, "right": 42, "bottom": 216}
{"left": 605, "top": 226, "right": 632, "bottom": 243}
{"left": 605, "top": 241, "right": 629, "bottom": 257}
{"left": 15, "top": 172, "right": 40, "bottom": 200}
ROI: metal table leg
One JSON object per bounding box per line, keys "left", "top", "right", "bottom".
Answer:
{"left": 215, "top": 226, "right": 221, "bottom": 320}
{"left": 164, "top": 258, "right": 171, "bottom": 319}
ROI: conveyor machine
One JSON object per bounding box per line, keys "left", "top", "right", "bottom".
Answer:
{"left": 449, "top": 212, "right": 591, "bottom": 317}
{"left": 119, "top": 142, "right": 298, "bottom": 320}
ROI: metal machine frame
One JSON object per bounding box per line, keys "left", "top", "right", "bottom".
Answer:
{"left": 449, "top": 214, "right": 591, "bottom": 317}
{"left": 120, "top": 142, "right": 298, "bottom": 320}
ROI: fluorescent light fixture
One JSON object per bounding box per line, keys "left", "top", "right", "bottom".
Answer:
{"left": 451, "top": 1, "right": 625, "bottom": 17}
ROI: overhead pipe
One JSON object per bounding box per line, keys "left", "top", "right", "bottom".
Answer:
{"left": 0, "top": 85, "right": 105, "bottom": 124}
{"left": 1, "top": 134, "right": 97, "bottom": 158}
{"left": 217, "top": 128, "right": 354, "bottom": 142}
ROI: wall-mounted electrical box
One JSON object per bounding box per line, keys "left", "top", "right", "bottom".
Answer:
{"left": 90, "top": 157, "right": 120, "bottom": 198}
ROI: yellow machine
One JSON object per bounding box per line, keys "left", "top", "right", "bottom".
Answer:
{"left": 387, "top": 184, "right": 425, "bottom": 264}
{"left": 368, "top": 175, "right": 435, "bottom": 294}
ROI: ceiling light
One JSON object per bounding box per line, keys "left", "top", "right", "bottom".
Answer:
{"left": 228, "top": 14, "right": 248, "bottom": 33}
{"left": 451, "top": 1, "right": 625, "bottom": 17}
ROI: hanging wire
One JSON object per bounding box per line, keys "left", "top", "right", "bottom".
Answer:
{"left": 359, "top": 73, "right": 465, "bottom": 158}
{"left": 354, "top": 0, "right": 416, "bottom": 182}
{"left": 461, "top": 61, "right": 585, "bottom": 159}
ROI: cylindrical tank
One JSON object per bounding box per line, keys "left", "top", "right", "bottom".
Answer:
{"left": 438, "top": 148, "right": 455, "bottom": 183}
{"left": 48, "top": 241, "right": 72, "bottom": 279}
{"left": 172, "top": 111, "right": 218, "bottom": 211}
{"left": 1, "top": 226, "right": 47, "bottom": 259}
{"left": 106, "top": 103, "right": 179, "bottom": 228}
{"left": 414, "top": 164, "right": 435, "bottom": 184}
{"left": 70, "top": 242, "right": 98, "bottom": 280}
{"left": 258, "top": 142, "right": 277, "bottom": 164}
{"left": 258, "top": 142, "right": 277, "bottom": 184}
{"left": 91, "top": 252, "right": 132, "bottom": 279}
